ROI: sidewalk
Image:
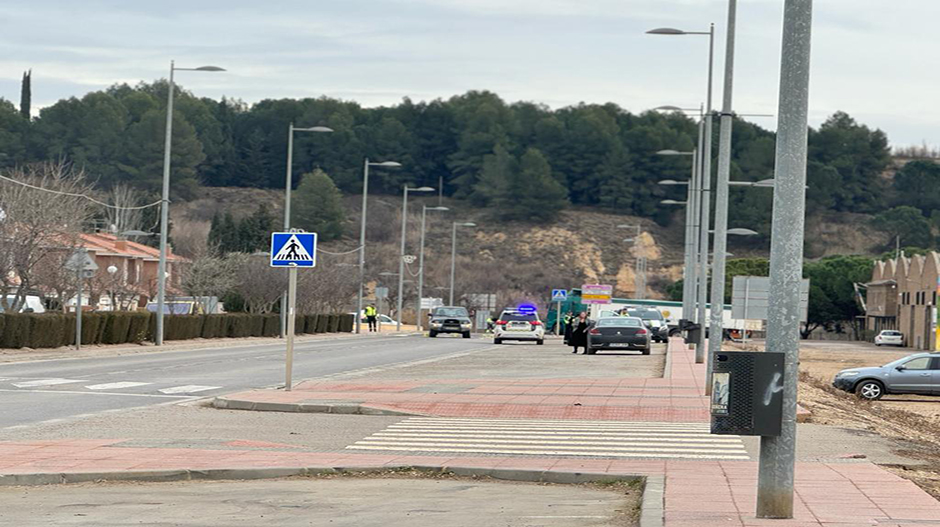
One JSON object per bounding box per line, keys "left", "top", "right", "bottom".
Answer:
{"left": 1, "top": 339, "right": 938, "bottom": 526}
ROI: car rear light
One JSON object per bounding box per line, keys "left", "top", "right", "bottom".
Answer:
{"left": 589, "top": 328, "right": 601, "bottom": 335}
{"left": 636, "top": 328, "right": 648, "bottom": 335}
{"left": 496, "top": 320, "right": 507, "bottom": 325}
{"left": 530, "top": 321, "right": 541, "bottom": 326}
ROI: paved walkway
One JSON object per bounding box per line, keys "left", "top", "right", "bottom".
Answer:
{"left": 1, "top": 339, "right": 937, "bottom": 526}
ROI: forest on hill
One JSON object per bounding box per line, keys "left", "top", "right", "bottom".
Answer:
{"left": 3, "top": 79, "right": 940, "bottom": 251}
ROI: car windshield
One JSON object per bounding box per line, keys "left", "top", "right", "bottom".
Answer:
{"left": 596, "top": 318, "right": 642, "bottom": 328}
{"left": 882, "top": 331, "right": 901, "bottom": 336}
{"left": 433, "top": 307, "right": 468, "bottom": 317}
{"left": 501, "top": 313, "right": 537, "bottom": 322}
{"left": 627, "top": 309, "right": 663, "bottom": 320}
{"left": 882, "top": 355, "right": 926, "bottom": 368}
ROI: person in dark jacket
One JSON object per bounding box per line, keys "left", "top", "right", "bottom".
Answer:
{"left": 569, "top": 311, "right": 591, "bottom": 354}
{"left": 563, "top": 311, "right": 575, "bottom": 345}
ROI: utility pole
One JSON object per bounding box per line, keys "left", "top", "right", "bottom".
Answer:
{"left": 706, "top": 0, "right": 738, "bottom": 394}
{"left": 756, "top": 0, "right": 814, "bottom": 519}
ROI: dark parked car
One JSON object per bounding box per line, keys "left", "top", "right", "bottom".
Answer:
{"left": 625, "top": 307, "right": 669, "bottom": 343}
{"left": 586, "top": 317, "right": 651, "bottom": 355}
{"left": 428, "top": 306, "right": 472, "bottom": 338}
{"left": 832, "top": 352, "right": 940, "bottom": 400}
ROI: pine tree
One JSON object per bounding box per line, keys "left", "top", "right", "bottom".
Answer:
{"left": 493, "top": 148, "right": 567, "bottom": 222}
{"left": 19, "top": 70, "right": 31, "bottom": 119}
{"left": 292, "top": 169, "right": 346, "bottom": 241}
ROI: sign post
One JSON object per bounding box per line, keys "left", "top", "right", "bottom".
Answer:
{"left": 271, "top": 231, "right": 317, "bottom": 391}
{"left": 551, "top": 289, "right": 567, "bottom": 335}
{"left": 66, "top": 249, "right": 98, "bottom": 351}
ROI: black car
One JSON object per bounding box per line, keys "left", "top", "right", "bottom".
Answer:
{"left": 428, "top": 306, "right": 472, "bottom": 338}
{"left": 625, "top": 307, "right": 669, "bottom": 343}
{"left": 586, "top": 317, "right": 651, "bottom": 355}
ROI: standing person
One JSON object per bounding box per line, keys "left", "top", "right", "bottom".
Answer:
{"left": 563, "top": 311, "right": 575, "bottom": 345}
{"left": 365, "top": 304, "right": 378, "bottom": 332}
{"left": 570, "top": 311, "right": 591, "bottom": 354}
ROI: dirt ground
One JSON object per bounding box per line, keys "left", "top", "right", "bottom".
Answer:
{"left": 741, "top": 340, "right": 940, "bottom": 500}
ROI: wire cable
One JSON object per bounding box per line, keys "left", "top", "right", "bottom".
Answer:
{"left": 316, "top": 245, "right": 363, "bottom": 256}
{"left": 0, "top": 174, "right": 163, "bottom": 211}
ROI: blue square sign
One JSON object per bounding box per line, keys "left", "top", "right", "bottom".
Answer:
{"left": 551, "top": 289, "right": 567, "bottom": 302}
{"left": 270, "top": 232, "right": 317, "bottom": 267}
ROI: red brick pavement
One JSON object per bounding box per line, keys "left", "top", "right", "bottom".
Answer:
{"left": 2, "top": 339, "right": 937, "bottom": 525}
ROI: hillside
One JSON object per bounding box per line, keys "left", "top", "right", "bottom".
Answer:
{"left": 169, "top": 187, "right": 892, "bottom": 303}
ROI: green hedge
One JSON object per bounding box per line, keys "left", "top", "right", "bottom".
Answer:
{"left": 0, "top": 312, "right": 351, "bottom": 349}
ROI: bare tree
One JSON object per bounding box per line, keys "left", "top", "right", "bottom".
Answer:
{"left": 103, "top": 184, "right": 143, "bottom": 235}
{"left": 0, "top": 162, "right": 97, "bottom": 312}
{"left": 87, "top": 265, "right": 140, "bottom": 311}
{"left": 295, "top": 260, "right": 358, "bottom": 314}
{"left": 231, "top": 254, "right": 285, "bottom": 314}
{"left": 30, "top": 250, "right": 75, "bottom": 312}
{"left": 182, "top": 251, "right": 242, "bottom": 312}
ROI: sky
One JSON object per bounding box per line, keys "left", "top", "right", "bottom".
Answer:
{"left": 1, "top": 0, "right": 938, "bottom": 148}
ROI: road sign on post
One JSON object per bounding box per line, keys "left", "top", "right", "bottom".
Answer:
{"left": 66, "top": 249, "right": 98, "bottom": 351}
{"left": 270, "top": 231, "right": 317, "bottom": 391}
{"left": 580, "top": 284, "right": 613, "bottom": 305}
{"left": 551, "top": 289, "right": 567, "bottom": 302}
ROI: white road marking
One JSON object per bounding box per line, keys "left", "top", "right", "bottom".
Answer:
{"left": 85, "top": 381, "right": 152, "bottom": 391}
{"left": 348, "top": 417, "right": 749, "bottom": 460}
{"left": 158, "top": 385, "right": 221, "bottom": 394}
{"left": 11, "top": 378, "right": 84, "bottom": 388}
{"left": 0, "top": 388, "right": 191, "bottom": 399}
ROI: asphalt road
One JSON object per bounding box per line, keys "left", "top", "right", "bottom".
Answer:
{"left": 0, "top": 334, "right": 491, "bottom": 429}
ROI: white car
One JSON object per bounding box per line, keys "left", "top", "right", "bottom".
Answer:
{"left": 874, "top": 330, "right": 904, "bottom": 347}
{"left": 494, "top": 309, "right": 545, "bottom": 345}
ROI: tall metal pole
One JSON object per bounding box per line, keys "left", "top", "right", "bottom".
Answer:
{"left": 690, "top": 120, "right": 703, "bottom": 330}
{"left": 681, "top": 150, "right": 697, "bottom": 326}
{"left": 285, "top": 266, "right": 298, "bottom": 391}
{"left": 75, "top": 252, "right": 83, "bottom": 351}
{"left": 356, "top": 160, "right": 370, "bottom": 334}
{"left": 756, "top": 0, "right": 813, "bottom": 518}
{"left": 156, "top": 62, "right": 175, "bottom": 347}
{"left": 396, "top": 187, "right": 409, "bottom": 332}
{"left": 417, "top": 206, "right": 428, "bottom": 332}
{"left": 449, "top": 222, "right": 457, "bottom": 306}
{"left": 697, "top": 24, "right": 716, "bottom": 364}
{"left": 707, "top": 1, "right": 738, "bottom": 394}
{"left": 280, "top": 123, "right": 295, "bottom": 339}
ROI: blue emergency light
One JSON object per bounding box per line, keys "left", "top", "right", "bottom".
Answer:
{"left": 517, "top": 303, "right": 537, "bottom": 314}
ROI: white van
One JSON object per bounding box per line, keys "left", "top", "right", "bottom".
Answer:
{"left": 0, "top": 295, "right": 46, "bottom": 313}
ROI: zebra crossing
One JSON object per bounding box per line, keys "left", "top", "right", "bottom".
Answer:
{"left": 1, "top": 378, "right": 221, "bottom": 396}
{"left": 347, "top": 417, "right": 750, "bottom": 460}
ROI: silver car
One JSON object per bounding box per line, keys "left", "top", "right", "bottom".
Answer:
{"left": 832, "top": 352, "right": 940, "bottom": 400}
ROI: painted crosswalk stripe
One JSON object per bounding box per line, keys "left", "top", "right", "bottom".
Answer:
{"left": 347, "top": 417, "right": 749, "bottom": 460}
{"left": 85, "top": 382, "right": 152, "bottom": 391}
{"left": 158, "top": 385, "right": 221, "bottom": 394}
{"left": 11, "top": 379, "right": 84, "bottom": 388}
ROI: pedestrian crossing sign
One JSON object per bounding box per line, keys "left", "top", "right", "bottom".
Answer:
{"left": 270, "top": 232, "right": 317, "bottom": 268}
{"left": 551, "top": 289, "right": 567, "bottom": 302}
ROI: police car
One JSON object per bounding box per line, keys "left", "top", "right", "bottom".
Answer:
{"left": 494, "top": 305, "right": 545, "bottom": 345}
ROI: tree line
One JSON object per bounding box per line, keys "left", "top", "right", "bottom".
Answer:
{"left": 0, "top": 78, "right": 907, "bottom": 228}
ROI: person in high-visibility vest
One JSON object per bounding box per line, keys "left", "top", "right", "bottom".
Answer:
{"left": 365, "top": 304, "right": 378, "bottom": 332}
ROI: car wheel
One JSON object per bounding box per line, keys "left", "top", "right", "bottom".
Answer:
{"left": 429, "top": 330, "right": 437, "bottom": 338}
{"left": 855, "top": 380, "right": 884, "bottom": 401}
{"left": 586, "top": 348, "right": 596, "bottom": 355}
{"left": 463, "top": 332, "right": 471, "bottom": 339}
{"left": 494, "top": 338, "right": 502, "bottom": 344}
{"left": 642, "top": 347, "right": 651, "bottom": 355}
{"left": 536, "top": 339, "right": 544, "bottom": 345}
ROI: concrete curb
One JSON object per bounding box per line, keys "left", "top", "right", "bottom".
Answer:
{"left": 0, "top": 465, "right": 660, "bottom": 526}
{"left": 212, "top": 396, "right": 421, "bottom": 416}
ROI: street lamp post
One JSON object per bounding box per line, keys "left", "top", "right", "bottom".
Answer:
{"left": 449, "top": 222, "right": 477, "bottom": 306}
{"left": 708, "top": 0, "right": 740, "bottom": 393}
{"left": 355, "top": 159, "right": 402, "bottom": 334}
{"left": 417, "top": 205, "right": 449, "bottom": 331}
{"left": 658, "top": 149, "right": 698, "bottom": 347}
{"left": 648, "top": 24, "right": 715, "bottom": 356}
{"left": 757, "top": 0, "right": 814, "bottom": 518}
{"left": 396, "top": 186, "right": 435, "bottom": 332}
{"left": 156, "top": 61, "right": 225, "bottom": 346}
{"left": 280, "top": 123, "right": 333, "bottom": 338}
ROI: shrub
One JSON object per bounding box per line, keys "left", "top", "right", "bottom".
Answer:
{"left": 315, "top": 314, "right": 329, "bottom": 333}
{"left": 165, "top": 315, "right": 204, "bottom": 341}
{"left": 28, "top": 314, "right": 69, "bottom": 348}
{"left": 201, "top": 315, "right": 225, "bottom": 339}
{"left": 327, "top": 314, "right": 340, "bottom": 333}
{"left": 338, "top": 313, "right": 354, "bottom": 333}
{"left": 262, "top": 314, "right": 280, "bottom": 337}
{"left": 304, "top": 314, "right": 319, "bottom": 334}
